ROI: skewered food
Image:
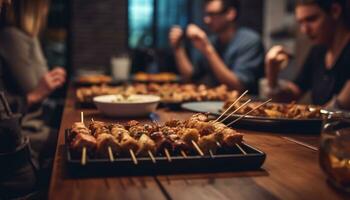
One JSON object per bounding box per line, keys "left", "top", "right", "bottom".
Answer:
{"left": 67, "top": 114, "right": 244, "bottom": 159}
{"left": 222, "top": 100, "right": 322, "bottom": 119}
{"left": 70, "top": 122, "right": 97, "bottom": 154}
{"left": 76, "top": 83, "right": 239, "bottom": 104}
{"left": 133, "top": 72, "right": 178, "bottom": 82}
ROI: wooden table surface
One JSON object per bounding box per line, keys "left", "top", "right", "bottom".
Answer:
{"left": 48, "top": 86, "right": 349, "bottom": 200}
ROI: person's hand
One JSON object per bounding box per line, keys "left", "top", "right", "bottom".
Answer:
{"left": 186, "top": 24, "right": 212, "bottom": 54}
{"left": 169, "top": 26, "right": 184, "bottom": 49}
{"left": 28, "top": 67, "right": 66, "bottom": 104}
{"left": 265, "top": 45, "right": 291, "bottom": 88}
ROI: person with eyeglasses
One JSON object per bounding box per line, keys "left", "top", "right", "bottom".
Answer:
{"left": 169, "top": 0, "right": 265, "bottom": 94}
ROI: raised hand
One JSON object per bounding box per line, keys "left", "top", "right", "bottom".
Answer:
{"left": 186, "top": 24, "right": 211, "bottom": 54}
{"left": 169, "top": 26, "right": 184, "bottom": 49}
{"left": 28, "top": 67, "right": 66, "bottom": 104}
{"left": 265, "top": 45, "right": 291, "bottom": 87}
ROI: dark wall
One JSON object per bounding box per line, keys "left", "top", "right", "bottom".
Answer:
{"left": 71, "top": 0, "right": 128, "bottom": 73}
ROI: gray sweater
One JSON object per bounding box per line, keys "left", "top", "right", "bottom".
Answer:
{"left": 0, "top": 27, "right": 51, "bottom": 170}
{"left": 0, "top": 27, "right": 48, "bottom": 93}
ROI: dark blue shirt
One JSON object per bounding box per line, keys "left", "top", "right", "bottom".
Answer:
{"left": 192, "top": 27, "right": 265, "bottom": 94}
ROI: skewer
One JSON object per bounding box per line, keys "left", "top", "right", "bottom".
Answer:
{"left": 209, "top": 150, "right": 215, "bottom": 158}
{"left": 212, "top": 90, "right": 248, "bottom": 123}
{"left": 235, "top": 144, "right": 247, "bottom": 155}
{"left": 0, "top": 92, "right": 13, "bottom": 116}
{"left": 216, "top": 142, "right": 222, "bottom": 148}
{"left": 180, "top": 150, "right": 187, "bottom": 158}
{"left": 108, "top": 146, "right": 114, "bottom": 162}
{"left": 80, "top": 112, "right": 87, "bottom": 165}
{"left": 218, "top": 99, "right": 251, "bottom": 124}
{"left": 81, "top": 112, "right": 84, "bottom": 124}
{"left": 129, "top": 149, "right": 138, "bottom": 165}
{"left": 191, "top": 140, "right": 204, "bottom": 156}
{"left": 226, "top": 99, "right": 272, "bottom": 127}
{"left": 91, "top": 118, "right": 115, "bottom": 162}
{"left": 82, "top": 147, "right": 87, "bottom": 165}
{"left": 148, "top": 150, "right": 156, "bottom": 163}
{"left": 164, "top": 148, "right": 172, "bottom": 162}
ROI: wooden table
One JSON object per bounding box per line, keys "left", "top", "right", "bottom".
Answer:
{"left": 48, "top": 87, "right": 348, "bottom": 200}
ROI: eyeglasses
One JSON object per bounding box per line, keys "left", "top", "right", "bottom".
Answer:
{"left": 204, "top": 9, "right": 227, "bottom": 17}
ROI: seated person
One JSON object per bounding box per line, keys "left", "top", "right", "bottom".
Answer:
{"left": 169, "top": 0, "right": 265, "bottom": 93}
{"left": 0, "top": 0, "right": 66, "bottom": 194}
{"left": 264, "top": 0, "right": 350, "bottom": 110}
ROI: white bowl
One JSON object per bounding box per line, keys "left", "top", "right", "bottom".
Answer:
{"left": 93, "top": 94, "right": 160, "bottom": 117}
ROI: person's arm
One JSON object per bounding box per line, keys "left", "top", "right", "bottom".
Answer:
{"left": 26, "top": 67, "right": 66, "bottom": 106}
{"left": 326, "top": 80, "right": 350, "bottom": 110}
{"left": 264, "top": 45, "right": 314, "bottom": 102}
{"left": 201, "top": 44, "right": 244, "bottom": 91}
{"left": 186, "top": 24, "right": 244, "bottom": 91}
{"left": 0, "top": 29, "right": 66, "bottom": 106}
{"left": 169, "top": 26, "right": 194, "bottom": 80}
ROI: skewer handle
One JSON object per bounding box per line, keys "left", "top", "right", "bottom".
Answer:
{"left": 164, "top": 148, "right": 172, "bottom": 162}
{"left": 81, "top": 112, "right": 84, "bottom": 124}
{"left": 129, "top": 149, "right": 138, "bottom": 165}
{"left": 180, "top": 150, "right": 187, "bottom": 158}
{"left": 108, "top": 146, "right": 114, "bottom": 162}
{"left": 227, "top": 99, "right": 272, "bottom": 127}
{"left": 191, "top": 140, "right": 204, "bottom": 156}
{"left": 148, "top": 150, "right": 156, "bottom": 163}
{"left": 81, "top": 147, "right": 87, "bottom": 166}
{"left": 214, "top": 90, "right": 248, "bottom": 123}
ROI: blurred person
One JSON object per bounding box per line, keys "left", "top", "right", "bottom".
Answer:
{"left": 0, "top": 0, "right": 39, "bottom": 199}
{"left": 169, "top": 0, "right": 265, "bottom": 93}
{"left": 264, "top": 0, "right": 350, "bottom": 110}
{"left": 0, "top": 0, "right": 66, "bottom": 194}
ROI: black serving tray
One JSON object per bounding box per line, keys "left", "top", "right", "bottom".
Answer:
{"left": 65, "top": 131, "right": 266, "bottom": 177}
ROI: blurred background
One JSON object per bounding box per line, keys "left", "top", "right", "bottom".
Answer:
{"left": 44, "top": 0, "right": 311, "bottom": 81}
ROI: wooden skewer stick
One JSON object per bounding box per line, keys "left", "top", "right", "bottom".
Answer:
{"left": 191, "top": 140, "right": 204, "bottom": 156}
{"left": 80, "top": 112, "right": 87, "bottom": 165}
{"left": 180, "top": 150, "right": 187, "bottom": 158}
{"left": 91, "top": 118, "right": 115, "bottom": 162}
{"left": 212, "top": 90, "right": 248, "bottom": 123}
{"left": 108, "top": 146, "right": 114, "bottom": 162}
{"left": 81, "top": 112, "right": 84, "bottom": 124}
{"left": 164, "top": 148, "right": 172, "bottom": 162}
{"left": 226, "top": 99, "right": 272, "bottom": 127}
{"left": 209, "top": 150, "right": 215, "bottom": 158}
{"left": 216, "top": 141, "right": 222, "bottom": 148}
{"left": 148, "top": 150, "right": 156, "bottom": 163}
{"left": 218, "top": 99, "right": 251, "bottom": 124}
{"left": 129, "top": 149, "right": 138, "bottom": 165}
{"left": 81, "top": 147, "right": 87, "bottom": 165}
{"left": 235, "top": 144, "right": 247, "bottom": 155}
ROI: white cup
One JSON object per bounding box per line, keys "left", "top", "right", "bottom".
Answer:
{"left": 111, "top": 55, "right": 131, "bottom": 81}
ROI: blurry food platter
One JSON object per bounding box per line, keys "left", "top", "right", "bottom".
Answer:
{"left": 182, "top": 101, "right": 323, "bottom": 133}
{"left": 75, "top": 83, "right": 239, "bottom": 109}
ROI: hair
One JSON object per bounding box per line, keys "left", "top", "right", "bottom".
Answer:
{"left": 295, "top": 0, "right": 349, "bottom": 27}
{"left": 3, "top": 0, "right": 50, "bottom": 37}
{"left": 204, "top": 0, "right": 241, "bottom": 20}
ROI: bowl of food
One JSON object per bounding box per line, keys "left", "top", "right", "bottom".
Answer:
{"left": 93, "top": 94, "right": 160, "bottom": 117}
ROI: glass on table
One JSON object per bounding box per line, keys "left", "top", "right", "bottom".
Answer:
{"left": 319, "top": 110, "right": 350, "bottom": 192}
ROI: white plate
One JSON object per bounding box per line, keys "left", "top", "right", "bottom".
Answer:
{"left": 93, "top": 94, "right": 160, "bottom": 117}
